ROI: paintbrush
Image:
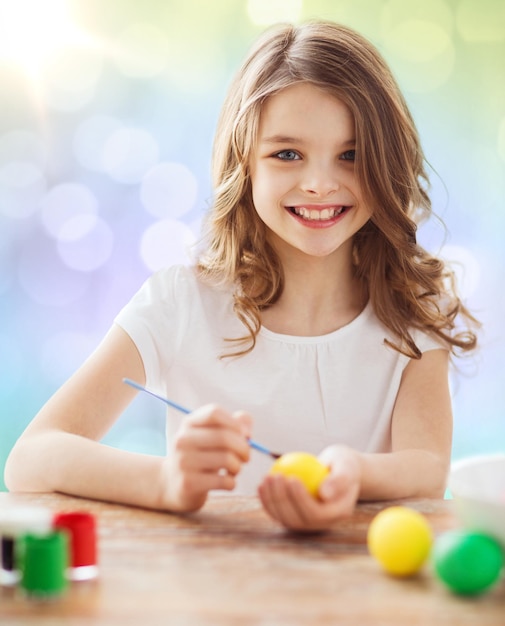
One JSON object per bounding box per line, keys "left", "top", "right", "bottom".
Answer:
{"left": 123, "top": 378, "right": 281, "bottom": 460}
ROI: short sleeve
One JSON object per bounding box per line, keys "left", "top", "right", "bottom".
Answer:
{"left": 413, "top": 328, "right": 449, "bottom": 354}
{"left": 114, "top": 266, "right": 182, "bottom": 392}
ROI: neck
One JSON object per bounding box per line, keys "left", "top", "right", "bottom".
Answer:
{"left": 261, "top": 249, "right": 367, "bottom": 336}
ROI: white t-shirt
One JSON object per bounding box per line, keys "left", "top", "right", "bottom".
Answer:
{"left": 115, "top": 264, "right": 445, "bottom": 494}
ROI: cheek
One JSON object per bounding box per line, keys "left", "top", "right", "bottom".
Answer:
{"left": 342, "top": 172, "right": 368, "bottom": 209}
{"left": 251, "top": 186, "right": 270, "bottom": 222}
{"left": 251, "top": 166, "right": 291, "bottom": 201}
{"left": 250, "top": 179, "right": 281, "bottom": 227}
{"left": 250, "top": 169, "right": 272, "bottom": 206}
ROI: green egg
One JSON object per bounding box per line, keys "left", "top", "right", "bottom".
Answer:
{"left": 433, "top": 530, "right": 504, "bottom": 596}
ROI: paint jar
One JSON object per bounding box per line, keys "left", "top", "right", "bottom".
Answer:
{"left": 0, "top": 507, "right": 53, "bottom": 586}
{"left": 19, "top": 531, "right": 68, "bottom": 598}
{"left": 53, "top": 511, "right": 98, "bottom": 581}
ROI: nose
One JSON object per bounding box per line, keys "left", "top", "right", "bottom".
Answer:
{"left": 300, "top": 160, "right": 341, "bottom": 197}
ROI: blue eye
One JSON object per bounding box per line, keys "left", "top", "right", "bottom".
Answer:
{"left": 341, "top": 149, "right": 356, "bottom": 161}
{"left": 274, "top": 150, "right": 300, "bottom": 161}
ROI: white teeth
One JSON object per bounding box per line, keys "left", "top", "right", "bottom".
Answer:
{"left": 292, "top": 206, "right": 346, "bottom": 220}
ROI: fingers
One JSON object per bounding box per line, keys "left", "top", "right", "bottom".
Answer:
{"left": 175, "top": 404, "right": 251, "bottom": 462}
{"left": 173, "top": 467, "right": 237, "bottom": 497}
{"left": 232, "top": 410, "right": 253, "bottom": 439}
{"left": 175, "top": 449, "right": 244, "bottom": 477}
{"left": 258, "top": 447, "right": 362, "bottom": 531}
{"left": 259, "top": 475, "right": 317, "bottom": 530}
{"left": 186, "top": 404, "right": 251, "bottom": 437}
{"left": 162, "top": 464, "right": 237, "bottom": 513}
{"left": 259, "top": 474, "right": 345, "bottom": 532}
{"left": 175, "top": 426, "right": 250, "bottom": 463}
{"left": 259, "top": 476, "right": 355, "bottom": 531}
{"left": 318, "top": 445, "right": 362, "bottom": 502}
{"left": 163, "top": 405, "right": 252, "bottom": 512}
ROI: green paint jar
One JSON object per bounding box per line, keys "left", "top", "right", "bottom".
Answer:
{"left": 19, "top": 531, "right": 69, "bottom": 598}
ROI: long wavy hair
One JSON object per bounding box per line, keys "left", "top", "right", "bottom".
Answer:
{"left": 197, "top": 20, "right": 479, "bottom": 358}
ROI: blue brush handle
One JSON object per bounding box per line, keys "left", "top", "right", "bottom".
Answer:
{"left": 124, "top": 378, "right": 191, "bottom": 414}
{"left": 123, "top": 378, "right": 280, "bottom": 459}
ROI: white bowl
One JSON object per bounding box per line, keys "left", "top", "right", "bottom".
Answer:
{"left": 449, "top": 454, "right": 505, "bottom": 547}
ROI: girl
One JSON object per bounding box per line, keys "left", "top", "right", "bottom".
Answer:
{"left": 5, "top": 21, "right": 478, "bottom": 531}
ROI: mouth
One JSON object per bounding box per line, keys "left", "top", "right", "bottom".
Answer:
{"left": 288, "top": 205, "right": 351, "bottom": 222}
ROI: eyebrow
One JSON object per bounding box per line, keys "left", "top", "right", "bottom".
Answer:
{"left": 259, "top": 135, "right": 356, "bottom": 146}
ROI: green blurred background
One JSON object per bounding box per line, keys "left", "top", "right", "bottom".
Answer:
{"left": 1, "top": 0, "right": 504, "bottom": 491}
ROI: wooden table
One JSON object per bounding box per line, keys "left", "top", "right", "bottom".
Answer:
{"left": 0, "top": 493, "right": 503, "bottom": 625}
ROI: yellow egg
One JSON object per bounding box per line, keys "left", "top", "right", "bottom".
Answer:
{"left": 269, "top": 452, "right": 329, "bottom": 497}
{"left": 367, "top": 506, "right": 433, "bottom": 576}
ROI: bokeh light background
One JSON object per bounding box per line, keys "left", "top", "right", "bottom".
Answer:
{"left": 1, "top": 0, "right": 504, "bottom": 490}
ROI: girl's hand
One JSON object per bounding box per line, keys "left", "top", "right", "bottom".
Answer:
{"left": 258, "top": 445, "right": 362, "bottom": 532}
{"left": 158, "top": 405, "right": 252, "bottom": 513}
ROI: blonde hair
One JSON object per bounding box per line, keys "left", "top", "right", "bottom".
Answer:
{"left": 197, "top": 20, "right": 479, "bottom": 358}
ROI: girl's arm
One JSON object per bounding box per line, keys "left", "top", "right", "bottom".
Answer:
{"left": 258, "top": 348, "right": 452, "bottom": 531}
{"left": 4, "top": 325, "right": 251, "bottom": 512}
{"left": 358, "top": 346, "right": 452, "bottom": 499}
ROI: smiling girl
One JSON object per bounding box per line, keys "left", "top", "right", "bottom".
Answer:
{"left": 5, "top": 21, "right": 479, "bottom": 531}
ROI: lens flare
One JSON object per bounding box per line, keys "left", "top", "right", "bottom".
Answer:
{"left": 0, "top": 0, "right": 93, "bottom": 81}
